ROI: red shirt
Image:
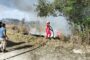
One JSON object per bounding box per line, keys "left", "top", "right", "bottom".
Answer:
{"left": 46, "top": 24, "right": 51, "bottom": 34}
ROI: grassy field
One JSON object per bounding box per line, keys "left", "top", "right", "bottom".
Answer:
{"left": 6, "top": 24, "right": 90, "bottom": 50}
{"left": 1, "top": 24, "right": 89, "bottom": 60}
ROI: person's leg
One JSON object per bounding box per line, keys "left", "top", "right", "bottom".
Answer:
{"left": 3, "top": 40, "right": 6, "bottom": 50}
{"left": 0, "top": 41, "right": 2, "bottom": 48}
{"left": 1, "top": 40, "right": 7, "bottom": 52}
{"left": 48, "top": 32, "right": 51, "bottom": 38}
{"left": 46, "top": 32, "right": 48, "bottom": 39}
{"left": 1, "top": 41, "right": 3, "bottom": 51}
{"left": 0, "top": 41, "right": 2, "bottom": 52}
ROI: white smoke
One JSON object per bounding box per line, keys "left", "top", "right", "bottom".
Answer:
{"left": 46, "top": 16, "right": 71, "bottom": 37}
{"left": 29, "top": 16, "right": 71, "bottom": 37}
{"left": 11, "top": 0, "right": 37, "bottom": 12}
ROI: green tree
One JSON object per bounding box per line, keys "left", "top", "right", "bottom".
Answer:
{"left": 36, "top": 0, "right": 54, "bottom": 17}
{"left": 36, "top": 0, "right": 90, "bottom": 25}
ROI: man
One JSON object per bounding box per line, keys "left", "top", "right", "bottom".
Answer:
{"left": 0, "top": 22, "right": 7, "bottom": 52}
{"left": 45, "top": 21, "right": 53, "bottom": 39}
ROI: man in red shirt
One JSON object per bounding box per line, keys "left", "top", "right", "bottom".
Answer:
{"left": 45, "top": 21, "right": 53, "bottom": 39}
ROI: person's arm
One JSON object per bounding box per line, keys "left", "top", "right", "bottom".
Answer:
{"left": 3, "top": 28, "right": 8, "bottom": 40}
{"left": 50, "top": 26, "right": 53, "bottom": 31}
{"left": 50, "top": 25, "right": 54, "bottom": 37}
{"left": 5, "top": 29, "right": 9, "bottom": 40}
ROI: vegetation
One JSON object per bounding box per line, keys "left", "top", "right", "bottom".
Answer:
{"left": 36, "top": 0, "right": 90, "bottom": 24}
{"left": 6, "top": 25, "right": 44, "bottom": 46}
{"left": 36, "top": 0, "right": 90, "bottom": 44}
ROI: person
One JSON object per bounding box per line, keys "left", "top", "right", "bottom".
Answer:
{"left": 0, "top": 22, "right": 7, "bottom": 52}
{"left": 2, "top": 23, "right": 8, "bottom": 39}
{"left": 45, "top": 21, "right": 53, "bottom": 39}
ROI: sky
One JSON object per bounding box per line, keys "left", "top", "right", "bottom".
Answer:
{"left": 0, "top": 0, "right": 54, "bottom": 21}
{"left": 0, "top": 0, "right": 38, "bottom": 21}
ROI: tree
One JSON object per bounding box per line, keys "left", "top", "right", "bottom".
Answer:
{"left": 36, "top": 0, "right": 90, "bottom": 25}
{"left": 36, "top": 0, "right": 54, "bottom": 17}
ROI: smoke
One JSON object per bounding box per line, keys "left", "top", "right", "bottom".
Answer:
{"left": 46, "top": 16, "right": 71, "bottom": 37}
{"left": 0, "top": 5, "right": 9, "bottom": 12}
{"left": 0, "top": 0, "right": 36, "bottom": 13}
{"left": 11, "top": 0, "right": 37, "bottom": 12}
{"left": 29, "top": 16, "right": 71, "bottom": 37}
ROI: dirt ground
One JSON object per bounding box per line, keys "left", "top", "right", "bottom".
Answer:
{"left": 0, "top": 38, "right": 90, "bottom": 60}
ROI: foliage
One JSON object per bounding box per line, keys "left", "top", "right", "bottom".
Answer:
{"left": 36, "top": 0, "right": 90, "bottom": 25}
{"left": 36, "top": 0, "right": 54, "bottom": 17}
{"left": 36, "top": 0, "right": 90, "bottom": 44}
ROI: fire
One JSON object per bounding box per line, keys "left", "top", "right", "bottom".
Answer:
{"left": 56, "top": 31, "right": 62, "bottom": 39}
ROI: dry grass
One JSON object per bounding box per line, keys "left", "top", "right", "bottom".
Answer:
{"left": 3, "top": 24, "right": 90, "bottom": 60}
{"left": 6, "top": 24, "right": 90, "bottom": 51}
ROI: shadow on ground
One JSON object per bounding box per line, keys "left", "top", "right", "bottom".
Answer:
{"left": 7, "top": 40, "right": 25, "bottom": 47}
{"left": 6, "top": 40, "right": 33, "bottom": 51}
